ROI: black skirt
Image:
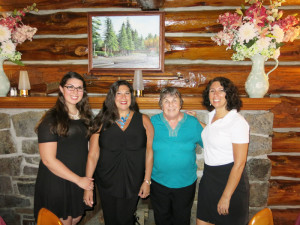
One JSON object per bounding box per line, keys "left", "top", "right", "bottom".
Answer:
{"left": 197, "top": 162, "right": 249, "bottom": 225}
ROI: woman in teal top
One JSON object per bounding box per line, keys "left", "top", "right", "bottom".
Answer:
{"left": 150, "top": 87, "right": 203, "bottom": 225}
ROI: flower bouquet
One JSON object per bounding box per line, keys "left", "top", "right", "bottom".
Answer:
{"left": 0, "top": 4, "right": 38, "bottom": 65}
{"left": 212, "top": 0, "right": 300, "bottom": 61}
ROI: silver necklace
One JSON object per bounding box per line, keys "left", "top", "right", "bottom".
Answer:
{"left": 69, "top": 110, "right": 80, "bottom": 120}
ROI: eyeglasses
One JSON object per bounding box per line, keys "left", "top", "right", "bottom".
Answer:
{"left": 64, "top": 85, "right": 84, "bottom": 92}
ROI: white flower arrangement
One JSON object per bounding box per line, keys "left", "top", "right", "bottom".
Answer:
{"left": 212, "top": 0, "right": 300, "bottom": 61}
{"left": 0, "top": 4, "right": 38, "bottom": 65}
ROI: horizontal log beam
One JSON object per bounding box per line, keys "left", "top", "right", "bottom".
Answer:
{"left": 16, "top": 38, "right": 88, "bottom": 61}
{"left": 17, "top": 36, "right": 300, "bottom": 62}
{"left": 4, "top": 64, "right": 300, "bottom": 96}
{"left": 269, "top": 155, "right": 300, "bottom": 178}
{"left": 271, "top": 97, "right": 300, "bottom": 128}
{"left": 273, "top": 132, "right": 300, "bottom": 152}
{"left": 165, "top": 10, "right": 300, "bottom": 33}
{"left": 268, "top": 180, "right": 300, "bottom": 205}
{"left": 22, "top": 10, "right": 300, "bottom": 35}
{"left": 271, "top": 208, "right": 300, "bottom": 225}
{"left": 163, "top": 0, "right": 300, "bottom": 7}
{"left": 165, "top": 37, "right": 300, "bottom": 61}
{"left": 0, "top": 0, "right": 138, "bottom": 11}
{"left": 23, "top": 12, "right": 88, "bottom": 35}
{"left": 1, "top": 0, "right": 299, "bottom": 11}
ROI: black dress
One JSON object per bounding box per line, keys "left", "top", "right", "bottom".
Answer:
{"left": 95, "top": 112, "right": 147, "bottom": 199}
{"left": 34, "top": 115, "right": 90, "bottom": 220}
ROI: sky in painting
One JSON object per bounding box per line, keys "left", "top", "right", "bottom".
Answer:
{"left": 93, "top": 15, "right": 160, "bottom": 39}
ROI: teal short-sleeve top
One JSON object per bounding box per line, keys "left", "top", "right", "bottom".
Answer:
{"left": 151, "top": 113, "right": 203, "bottom": 188}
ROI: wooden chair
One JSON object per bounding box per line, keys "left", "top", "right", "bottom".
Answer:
{"left": 248, "top": 208, "right": 274, "bottom": 225}
{"left": 37, "top": 208, "right": 63, "bottom": 225}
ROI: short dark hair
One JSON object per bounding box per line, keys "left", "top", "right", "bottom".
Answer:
{"left": 159, "top": 87, "right": 183, "bottom": 109}
{"left": 202, "top": 77, "right": 242, "bottom": 112}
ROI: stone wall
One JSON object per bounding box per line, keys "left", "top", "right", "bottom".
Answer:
{"left": 0, "top": 108, "right": 273, "bottom": 225}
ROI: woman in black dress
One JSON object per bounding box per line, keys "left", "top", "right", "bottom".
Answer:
{"left": 34, "top": 72, "right": 94, "bottom": 225}
{"left": 83, "top": 80, "right": 154, "bottom": 225}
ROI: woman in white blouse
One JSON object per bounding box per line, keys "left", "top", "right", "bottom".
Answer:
{"left": 196, "top": 77, "right": 250, "bottom": 225}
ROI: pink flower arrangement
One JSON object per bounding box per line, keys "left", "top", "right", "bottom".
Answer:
{"left": 212, "top": 0, "right": 300, "bottom": 61}
{"left": 0, "top": 4, "right": 38, "bottom": 65}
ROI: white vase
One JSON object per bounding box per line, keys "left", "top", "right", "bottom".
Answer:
{"left": 245, "top": 54, "right": 278, "bottom": 98}
{"left": 0, "top": 57, "right": 10, "bottom": 97}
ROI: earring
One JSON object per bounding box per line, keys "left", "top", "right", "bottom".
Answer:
{"left": 210, "top": 103, "right": 212, "bottom": 106}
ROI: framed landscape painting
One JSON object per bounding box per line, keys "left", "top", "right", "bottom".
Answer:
{"left": 88, "top": 11, "right": 165, "bottom": 72}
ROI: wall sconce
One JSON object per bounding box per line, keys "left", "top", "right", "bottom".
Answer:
{"left": 18, "top": 71, "right": 31, "bottom": 97}
{"left": 133, "top": 70, "right": 144, "bottom": 97}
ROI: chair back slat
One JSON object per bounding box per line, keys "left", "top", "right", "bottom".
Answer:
{"left": 37, "top": 208, "right": 63, "bottom": 225}
{"left": 248, "top": 208, "right": 274, "bottom": 225}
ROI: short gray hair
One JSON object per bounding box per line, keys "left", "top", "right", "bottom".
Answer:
{"left": 159, "top": 87, "right": 184, "bottom": 109}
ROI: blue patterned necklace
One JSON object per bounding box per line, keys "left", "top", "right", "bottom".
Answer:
{"left": 116, "top": 112, "right": 130, "bottom": 129}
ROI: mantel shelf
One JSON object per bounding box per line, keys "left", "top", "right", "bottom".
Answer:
{"left": 0, "top": 96, "right": 282, "bottom": 110}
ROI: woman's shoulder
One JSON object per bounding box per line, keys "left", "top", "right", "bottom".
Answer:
{"left": 150, "top": 112, "right": 163, "bottom": 123}
{"left": 40, "top": 111, "right": 55, "bottom": 126}
{"left": 185, "top": 113, "right": 197, "bottom": 121}
{"left": 184, "top": 113, "right": 204, "bottom": 129}
{"left": 230, "top": 110, "right": 249, "bottom": 128}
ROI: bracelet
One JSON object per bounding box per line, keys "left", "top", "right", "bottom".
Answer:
{"left": 144, "top": 179, "right": 151, "bottom": 185}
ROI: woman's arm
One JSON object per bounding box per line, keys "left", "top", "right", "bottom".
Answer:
{"left": 84, "top": 133, "right": 101, "bottom": 207}
{"left": 39, "top": 142, "right": 93, "bottom": 190}
{"left": 185, "top": 111, "right": 206, "bottom": 128}
{"left": 217, "top": 143, "right": 248, "bottom": 215}
{"left": 139, "top": 114, "right": 154, "bottom": 198}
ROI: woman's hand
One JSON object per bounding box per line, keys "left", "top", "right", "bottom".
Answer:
{"left": 77, "top": 177, "right": 94, "bottom": 191}
{"left": 217, "top": 195, "right": 230, "bottom": 215}
{"left": 138, "top": 181, "right": 150, "bottom": 199}
{"left": 185, "top": 110, "right": 197, "bottom": 117}
{"left": 83, "top": 190, "right": 94, "bottom": 207}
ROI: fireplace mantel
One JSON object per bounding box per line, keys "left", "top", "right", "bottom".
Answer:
{"left": 0, "top": 96, "right": 281, "bottom": 110}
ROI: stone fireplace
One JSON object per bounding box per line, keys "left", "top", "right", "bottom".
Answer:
{"left": 0, "top": 107, "right": 273, "bottom": 225}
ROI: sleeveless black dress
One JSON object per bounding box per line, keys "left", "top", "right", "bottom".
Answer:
{"left": 95, "top": 112, "right": 147, "bottom": 199}
{"left": 34, "top": 115, "right": 90, "bottom": 220}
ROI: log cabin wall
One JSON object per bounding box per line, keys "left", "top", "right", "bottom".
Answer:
{"left": 0, "top": 0, "right": 299, "bottom": 224}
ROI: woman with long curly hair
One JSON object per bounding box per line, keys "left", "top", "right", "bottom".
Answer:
{"left": 83, "top": 80, "right": 154, "bottom": 225}
{"left": 197, "top": 77, "right": 250, "bottom": 225}
{"left": 34, "top": 71, "right": 94, "bottom": 225}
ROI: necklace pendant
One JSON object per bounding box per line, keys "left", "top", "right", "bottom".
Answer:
{"left": 68, "top": 110, "right": 80, "bottom": 120}
{"left": 116, "top": 112, "right": 130, "bottom": 128}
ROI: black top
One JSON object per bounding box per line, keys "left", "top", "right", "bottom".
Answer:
{"left": 34, "top": 115, "right": 90, "bottom": 220}
{"left": 95, "top": 112, "right": 147, "bottom": 199}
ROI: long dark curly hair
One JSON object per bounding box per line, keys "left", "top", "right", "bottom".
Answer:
{"left": 202, "top": 77, "right": 242, "bottom": 112}
{"left": 91, "top": 80, "right": 139, "bottom": 133}
{"left": 36, "top": 71, "right": 93, "bottom": 137}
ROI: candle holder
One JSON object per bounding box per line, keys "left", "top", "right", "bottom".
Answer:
{"left": 18, "top": 71, "right": 31, "bottom": 97}
{"left": 133, "top": 70, "right": 144, "bottom": 97}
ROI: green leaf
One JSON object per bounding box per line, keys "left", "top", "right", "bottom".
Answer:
{"left": 245, "top": 38, "right": 257, "bottom": 48}
{"left": 236, "top": 8, "right": 243, "bottom": 15}
{"left": 10, "top": 60, "right": 24, "bottom": 66}
{"left": 276, "top": 42, "right": 285, "bottom": 48}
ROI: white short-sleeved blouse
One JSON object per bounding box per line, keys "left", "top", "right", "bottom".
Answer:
{"left": 202, "top": 109, "right": 249, "bottom": 166}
